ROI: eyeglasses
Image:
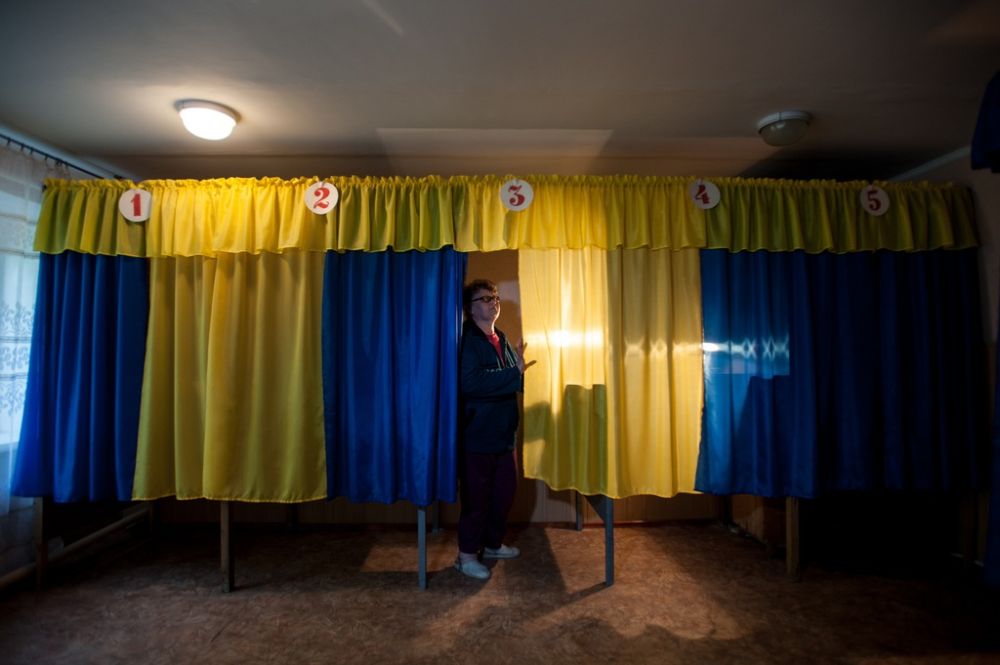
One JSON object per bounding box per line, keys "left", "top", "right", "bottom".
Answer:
{"left": 472, "top": 295, "right": 501, "bottom": 304}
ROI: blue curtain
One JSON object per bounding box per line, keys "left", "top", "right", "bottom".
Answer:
{"left": 322, "top": 248, "right": 466, "bottom": 506}
{"left": 697, "top": 248, "right": 987, "bottom": 498}
{"left": 12, "top": 252, "right": 149, "bottom": 502}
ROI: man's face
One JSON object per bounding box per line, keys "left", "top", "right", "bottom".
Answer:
{"left": 471, "top": 288, "right": 500, "bottom": 324}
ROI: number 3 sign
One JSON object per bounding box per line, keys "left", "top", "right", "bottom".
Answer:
{"left": 305, "top": 181, "right": 339, "bottom": 215}
{"left": 118, "top": 189, "right": 152, "bottom": 222}
{"left": 500, "top": 178, "right": 534, "bottom": 212}
{"left": 860, "top": 185, "right": 890, "bottom": 217}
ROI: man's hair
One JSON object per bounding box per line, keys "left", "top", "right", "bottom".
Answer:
{"left": 463, "top": 279, "right": 498, "bottom": 318}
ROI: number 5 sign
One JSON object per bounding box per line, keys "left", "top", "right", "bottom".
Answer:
{"left": 118, "top": 189, "right": 152, "bottom": 222}
{"left": 500, "top": 178, "right": 534, "bottom": 212}
{"left": 305, "top": 181, "right": 339, "bottom": 215}
{"left": 860, "top": 185, "right": 890, "bottom": 216}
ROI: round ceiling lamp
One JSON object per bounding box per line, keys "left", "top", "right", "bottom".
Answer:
{"left": 175, "top": 100, "right": 240, "bottom": 141}
{"left": 757, "top": 111, "right": 812, "bottom": 147}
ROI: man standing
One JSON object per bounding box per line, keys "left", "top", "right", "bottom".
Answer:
{"left": 455, "top": 279, "right": 534, "bottom": 580}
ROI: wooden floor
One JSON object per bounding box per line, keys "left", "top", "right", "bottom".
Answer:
{"left": 0, "top": 522, "right": 997, "bottom": 665}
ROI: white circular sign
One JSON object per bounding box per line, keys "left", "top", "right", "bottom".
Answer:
{"left": 305, "top": 181, "right": 339, "bottom": 215}
{"left": 118, "top": 189, "right": 152, "bottom": 222}
{"left": 689, "top": 180, "right": 721, "bottom": 210}
{"left": 500, "top": 179, "right": 534, "bottom": 212}
{"left": 860, "top": 185, "right": 890, "bottom": 216}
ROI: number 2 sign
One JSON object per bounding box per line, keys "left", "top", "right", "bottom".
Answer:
{"left": 500, "top": 178, "right": 534, "bottom": 212}
{"left": 860, "top": 185, "right": 890, "bottom": 216}
{"left": 305, "top": 181, "right": 340, "bottom": 215}
{"left": 118, "top": 189, "right": 152, "bottom": 222}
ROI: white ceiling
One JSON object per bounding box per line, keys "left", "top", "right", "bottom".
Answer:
{"left": 1, "top": 0, "right": 999, "bottom": 181}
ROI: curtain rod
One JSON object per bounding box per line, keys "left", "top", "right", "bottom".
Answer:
{"left": 0, "top": 130, "right": 123, "bottom": 180}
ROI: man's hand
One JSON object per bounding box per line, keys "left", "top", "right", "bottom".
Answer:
{"left": 515, "top": 339, "right": 537, "bottom": 374}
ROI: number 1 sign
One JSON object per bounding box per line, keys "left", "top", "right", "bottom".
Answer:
{"left": 118, "top": 189, "right": 152, "bottom": 222}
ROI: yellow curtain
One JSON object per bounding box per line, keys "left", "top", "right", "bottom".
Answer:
{"left": 519, "top": 247, "right": 703, "bottom": 498}
{"left": 132, "top": 250, "right": 327, "bottom": 502}
{"left": 36, "top": 177, "right": 976, "bottom": 257}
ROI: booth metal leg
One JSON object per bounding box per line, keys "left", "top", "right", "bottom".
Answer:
{"left": 221, "top": 501, "right": 234, "bottom": 593}
{"left": 417, "top": 506, "right": 427, "bottom": 590}
{"left": 431, "top": 500, "right": 442, "bottom": 533}
{"left": 33, "top": 497, "right": 48, "bottom": 590}
{"left": 584, "top": 494, "right": 614, "bottom": 586}
{"left": 575, "top": 491, "right": 583, "bottom": 531}
{"left": 285, "top": 503, "right": 299, "bottom": 531}
{"left": 786, "top": 497, "right": 801, "bottom": 581}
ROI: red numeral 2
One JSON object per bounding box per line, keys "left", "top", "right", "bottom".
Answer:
{"left": 314, "top": 186, "right": 331, "bottom": 209}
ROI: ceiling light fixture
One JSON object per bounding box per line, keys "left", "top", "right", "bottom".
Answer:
{"left": 175, "top": 100, "right": 239, "bottom": 141}
{"left": 756, "top": 110, "right": 811, "bottom": 147}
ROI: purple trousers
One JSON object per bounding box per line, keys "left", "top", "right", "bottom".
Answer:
{"left": 458, "top": 450, "right": 517, "bottom": 554}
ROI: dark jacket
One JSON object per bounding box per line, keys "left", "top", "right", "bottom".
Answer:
{"left": 459, "top": 320, "right": 523, "bottom": 454}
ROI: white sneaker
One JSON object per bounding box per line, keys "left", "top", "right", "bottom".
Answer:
{"left": 454, "top": 557, "right": 491, "bottom": 580}
{"left": 483, "top": 544, "right": 520, "bottom": 559}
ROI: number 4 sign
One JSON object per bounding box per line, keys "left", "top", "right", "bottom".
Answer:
{"left": 689, "top": 179, "right": 721, "bottom": 210}
{"left": 500, "top": 178, "right": 534, "bottom": 212}
{"left": 118, "top": 189, "right": 152, "bottom": 222}
{"left": 305, "top": 181, "right": 340, "bottom": 215}
{"left": 860, "top": 185, "right": 890, "bottom": 216}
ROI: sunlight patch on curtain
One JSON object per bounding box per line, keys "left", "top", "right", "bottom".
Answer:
{"left": 519, "top": 247, "right": 703, "bottom": 498}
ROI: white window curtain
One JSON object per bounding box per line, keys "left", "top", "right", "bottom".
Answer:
{"left": 0, "top": 142, "right": 74, "bottom": 516}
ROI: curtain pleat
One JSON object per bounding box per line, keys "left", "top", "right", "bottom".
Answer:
{"left": 697, "top": 248, "right": 987, "bottom": 498}
{"left": 519, "top": 247, "right": 703, "bottom": 498}
{"left": 12, "top": 252, "right": 148, "bottom": 501}
{"left": 132, "top": 250, "right": 327, "bottom": 502}
{"left": 321, "top": 248, "right": 466, "bottom": 505}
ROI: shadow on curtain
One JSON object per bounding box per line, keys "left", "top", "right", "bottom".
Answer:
{"left": 697, "top": 248, "right": 987, "bottom": 498}
{"left": 322, "top": 248, "right": 466, "bottom": 506}
{"left": 12, "top": 252, "right": 148, "bottom": 501}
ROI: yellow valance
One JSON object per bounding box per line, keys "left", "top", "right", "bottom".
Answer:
{"left": 702, "top": 179, "right": 977, "bottom": 253}
{"left": 35, "top": 175, "right": 977, "bottom": 257}
{"left": 36, "top": 176, "right": 459, "bottom": 257}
